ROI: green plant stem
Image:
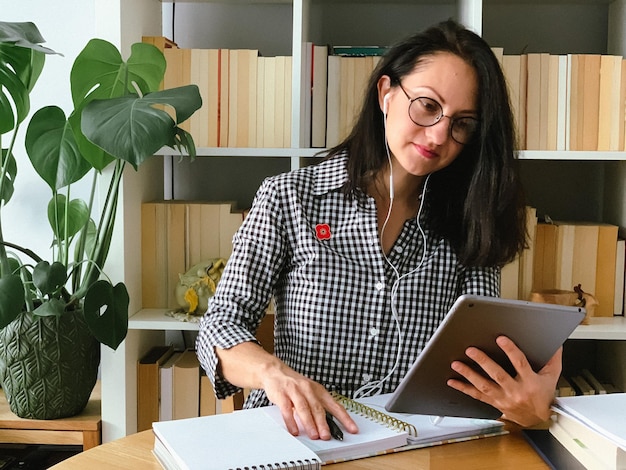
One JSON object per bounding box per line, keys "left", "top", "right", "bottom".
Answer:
{"left": 71, "top": 169, "right": 98, "bottom": 293}
{"left": 0, "top": 122, "right": 20, "bottom": 277}
{"left": 62, "top": 184, "right": 71, "bottom": 268}
{"left": 73, "top": 159, "right": 124, "bottom": 299}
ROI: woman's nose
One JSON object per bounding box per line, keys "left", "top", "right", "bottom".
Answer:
{"left": 424, "top": 116, "right": 452, "bottom": 145}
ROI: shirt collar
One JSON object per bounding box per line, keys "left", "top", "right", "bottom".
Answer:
{"left": 312, "top": 153, "right": 349, "bottom": 196}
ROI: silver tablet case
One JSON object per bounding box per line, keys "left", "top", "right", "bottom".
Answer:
{"left": 385, "top": 294, "right": 586, "bottom": 419}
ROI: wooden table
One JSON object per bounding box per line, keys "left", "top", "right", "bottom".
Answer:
{"left": 49, "top": 425, "right": 549, "bottom": 469}
{"left": 0, "top": 384, "right": 101, "bottom": 451}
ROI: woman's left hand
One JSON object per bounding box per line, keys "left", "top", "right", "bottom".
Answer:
{"left": 446, "top": 335, "right": 561, "bottom": 427}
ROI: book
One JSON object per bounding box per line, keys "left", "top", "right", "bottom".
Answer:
{"left": 160, "top": 351, "right": 182, "bottom": 422}
{"left": 519, "top": 206, "right": 538, "bottom": 300}
{"left": 525, "top": 53, "right": 542, "bottom": 150}
{"left": 522, "top": 429, "right": 587, "bottom": 470}
{"left": 172, "top": 349, "right": 201, "bottom": 420}
{"left": 533, "top": 223, "right": 559, "bottom": 291}
{"left": 311, "top": 44, "right": 328, "bottom": 148}
{"left": 553, "top": 393, "right": 626, "bottom": 450}
{"left": 551, "top": 400, "right": 626, "bottom": 469}
{"left": 615, "top": 238, "right": 625, "bottom": 316}
{"left": 331, "top": 45, "right": 389, "bottom": 56}
{"left": 581, "top": 54, "right": 601, "bottom": 151}
{"left": 137, "top": 345, "right": 175, "bottom": 432}
{"left": 153, "top": 407, "right": 322, "bottom": 470}
{"left": 325, "top": 54, "right": 342, "bottom": 148}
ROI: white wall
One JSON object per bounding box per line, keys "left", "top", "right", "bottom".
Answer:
{"left": 3, "top": 2, "right": 97, "bottom": 265}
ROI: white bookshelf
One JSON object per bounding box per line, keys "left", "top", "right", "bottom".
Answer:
{"left": 18, "top": 0, "right": 624, "bottom": 442}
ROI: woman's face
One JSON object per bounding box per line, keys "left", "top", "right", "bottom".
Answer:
{"left": 378, "top": 52, "right": 479, "bottom": 178}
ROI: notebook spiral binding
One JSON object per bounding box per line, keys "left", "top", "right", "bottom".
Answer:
{"left": 229, "top": 458, "right": 321, "bottom": 470}
{"left": 331, "top": 392, "right": 418, "bottom": 437}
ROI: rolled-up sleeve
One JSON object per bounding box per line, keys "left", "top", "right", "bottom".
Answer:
{"left": 196, "top": 178, "right": 286, "bottom": 399}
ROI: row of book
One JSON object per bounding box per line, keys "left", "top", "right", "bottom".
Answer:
{"left": 156, "top": 41, "right": 379, "bottom": 150}
{"left": 149, "top": 35, "right": 626, "bottom": 153}
{"left": 137, "top": 346, "right": 239, "bottom": 432}
{"left": 556, "top": 370, "right": 622, "bottom": 397}
{"left": 501, "top": 207, "right": 625, "bottom": 317}
{"left": 494, "top": 50, "right": 626, "bottom": 152}
{"left": 141, "top": 202, "right": 245, "bottom": 311}
{"left": 161, "top": 46, "right": 293, "bottom": 148}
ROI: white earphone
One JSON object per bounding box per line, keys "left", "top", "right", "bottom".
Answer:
{"left": 383, "top": 93, "right": 390, "bottom": 115}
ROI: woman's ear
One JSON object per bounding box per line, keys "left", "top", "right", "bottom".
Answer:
{"left": 377, "top": 75, "right": 392, "bottom": 114}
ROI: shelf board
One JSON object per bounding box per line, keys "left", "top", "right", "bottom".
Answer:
{"left": 157, "top": 147, "right": 323, "bottom": 158}
{"left": 130, "top": 308, "right": 626, "bottom": 340}
{"left": 159, "top": 148, "right": 626, "bottom": 160}
{"left": 518, "top": 150, "right": 626, "bottom": 161}
{"left": 129, "top": 309, "right": 200, "bottom": 331}
{"left": 569, "top": 316, "right": 626, "bottom": 340}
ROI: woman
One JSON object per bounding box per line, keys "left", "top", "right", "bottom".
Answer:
{"left": 196, "top": 19, "right": 561, "bottom": 441}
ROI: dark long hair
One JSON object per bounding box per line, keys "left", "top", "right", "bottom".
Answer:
{"left": 325, "top": 19, "right": 527, "bottom": 267}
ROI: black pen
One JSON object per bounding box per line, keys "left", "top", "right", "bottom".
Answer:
{"left": 325, "top": 411, "right": 344, "bottom": 441}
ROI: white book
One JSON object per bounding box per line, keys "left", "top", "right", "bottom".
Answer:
{"left": 153, "top": 408, "right": 321, "bottom": 470}
{"left": 551, "top": 411, "right": 626, "bottom": 470}
{"left": 159, "top": 351, "right": 181, "bottom": 422}
{"left": 556, "top": 54, "right": 569, "bottom": 151}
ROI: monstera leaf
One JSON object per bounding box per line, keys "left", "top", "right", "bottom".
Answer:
{"left": 0, "top": 274, "right": 25, "bottom": 329}
{"left": 0, "top": 21, "right": 53, "bottom": 133}
{"left": 81, "top": 85, "right": 202, "bottom": 168}
{"left": 83, "top": 280, "right": 129, "bottom": 350}
{"left": 0, "top": 149, "right": 17, "bottom": 204}
{"left": 68, "top": 39, "right": 167, "bottom": 171}
{"left": 25, "top": 106, "right": 91, "bottom": 190}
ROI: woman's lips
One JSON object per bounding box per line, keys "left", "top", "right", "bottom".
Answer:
{"left": 416, "top": 144, "right": 438, "bottom": 159}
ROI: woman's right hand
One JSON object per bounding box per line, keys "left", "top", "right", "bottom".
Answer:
{"left": 216, "top": 341, "right": 358, "bottom": 440}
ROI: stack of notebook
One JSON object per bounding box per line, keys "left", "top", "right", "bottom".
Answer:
{"left": 525, "top": 393, "right": 626, "bottom": 470}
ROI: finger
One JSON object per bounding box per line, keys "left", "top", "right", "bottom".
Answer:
{"left": 448, "top": 359, "right": 498, "bottom": 400}
{"left": 463, "top": 345, "right": 512, "bottom": 388}
{"left": 276, "top": 401, "right": 301, "bottom": 437}
{"left": 324, "top": 400, "right": 359, "bottom": 434}
{"left": 291, "top": 399, "right": 324, "bottom": 440}
{"left": 494, "top": 336, "right": 533, "bottom": 379}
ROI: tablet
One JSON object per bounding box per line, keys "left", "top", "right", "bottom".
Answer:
{"left": 385, "top": 294, "right": 586, "bottom": 419}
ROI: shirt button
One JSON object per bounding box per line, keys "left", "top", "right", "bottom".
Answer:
{"left": 362, "top": 373, "right": 372, "bottom": 383}
{"left": 375, "top": 281, "right": 384, "bottom": 291}
{"left": 369, "top": 327, "right": 379, "bottom": 337}
{"left": 394, "top": 246, "right": 403, "bottom": 253}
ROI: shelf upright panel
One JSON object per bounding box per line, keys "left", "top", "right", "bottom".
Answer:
{"left": 458, "top": 0, "right": 482, "bottom": 35}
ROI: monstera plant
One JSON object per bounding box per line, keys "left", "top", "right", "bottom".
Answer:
{"left": 0, "top": 21, "right": 201, "bottom": 419}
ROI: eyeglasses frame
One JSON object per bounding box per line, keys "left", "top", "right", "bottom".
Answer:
{"left": 396, "top": 81, "right": 480, "bottom": 145}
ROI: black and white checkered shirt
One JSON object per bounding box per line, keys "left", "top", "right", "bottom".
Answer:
{"left": 196, "top": 154, "right": 500, "bottom": 407}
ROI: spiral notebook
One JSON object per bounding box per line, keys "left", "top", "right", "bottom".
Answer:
{"left": 152, "top": 392, "right": 503, "bottom": 469}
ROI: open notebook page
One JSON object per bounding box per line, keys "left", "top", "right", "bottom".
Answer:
{"left": 262, "top": 405, "right": 409, "bottom": 463}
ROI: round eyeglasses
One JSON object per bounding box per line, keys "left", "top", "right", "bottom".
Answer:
{"left": 397, "top": 82, "right": 479, "bottom": 145}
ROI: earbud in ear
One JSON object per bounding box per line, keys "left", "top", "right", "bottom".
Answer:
{"left": 383, "top": 93, "right": 390, "bottom": 114}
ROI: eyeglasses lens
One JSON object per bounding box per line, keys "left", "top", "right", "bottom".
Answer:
{"left": 408, "top": 97, "right": 478, "bottom": 144}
